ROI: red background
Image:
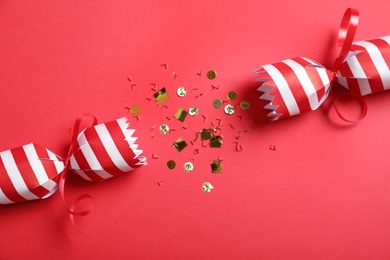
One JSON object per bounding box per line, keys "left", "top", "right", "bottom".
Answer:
{"left": 1, "top": 0, "right": 390, "bottom": 259}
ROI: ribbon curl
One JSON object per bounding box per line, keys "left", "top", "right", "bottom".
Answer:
{"left": 255, "top": 8, "right": 390, "bottom": 121}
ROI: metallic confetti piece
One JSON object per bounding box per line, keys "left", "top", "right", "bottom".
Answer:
{"left": 211, "top": 160, "right": 222, "bottom": 173}
{"left": 166, "top": 160, "right": 176, "bottom": 170}
{"left": 173, "top": 137, "right": 188, "bottom": 152}
{"left": 154, "top": 87, "right": 170, "bottom": 105}
{"left": 270, "top": 145, "right": 276, "bottom": 151}
{"left": 197, "top": 70, "right": 202, "bottom": 76}
{"left": 161, "top": 64, "right": 168, "bottom": 69}
{"left": 200, "top": 129, "right": 214, "bottom": 140}
{"left": 211, "top": 84, "right": 220, "bottom": 90}
{"left": 189, "top": 107, "right": 198, "bottom": 116}
{"left": 202, "top": 182, "right": 214, "bottom": 192}
{"left": 207, "top": 70, "right": 217, "bottom": 80}
{"left": 173, "top": 72, "right": 177, "bottom": 78}
{"left": 159, "top": 124, "right": 170, "bottom": 134}
{"left": 151, "top": 125, "right": 156, "bottom": 130}
{"left": 183, "top": 162, "right": 194, "bottom": 172}
{"left": 152, "top": 154, "right": 159, "bottom": 159}
{"left": 213, "top": 99, "right": 223, "bottom": 109}
{"left": 177, "top": 87, "right": 187, "bottom": 97}
{"left": 129, "top": 105, "right": 140, "bottom": 115}
{"left": 158, "top": 181, "right": 163, "bottom": 186}
{"left": 174, "top": 108, "right": 188, "bottom": 122}
{"left": 240, "top": 100, "right": 250, "bottom": 110}
{"left": 127, "top": 77, "right": 132, "bottom": 81}
{"left": 224, "top": 104, "right": 235, "bottom": 115}
{"left": 227, "top": 91, "right": 237, "bottom": 100}
{"left": 210, "top": 136, "right": 223, "bottom": 148}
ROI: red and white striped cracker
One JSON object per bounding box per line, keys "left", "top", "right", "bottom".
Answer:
{"left": 336, "top": 36, "right": 390, "bottom": 96}
{"left": 255, "top": 57, "right": 332, "bottom": 121}
{"left": 69, "top": 117, "right": 147, "bottom": 181}
{"left": 0, "top": 143, "right": 65, "bottom": 204}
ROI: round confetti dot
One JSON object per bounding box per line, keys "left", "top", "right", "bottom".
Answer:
{"left": 189, "top": 107, "right": 198, "bottom": 116}
{"left": 207, "top": 70, "right": 217, "bottom": 80}
{"left": 213, "top": 99, "right": 223, "bottom": 109}
{"left": 130, "top": 105, "right": 140, "bottom": 115}
{"left": 227, "top": 91, "right": 237, "bottom": 101}
{"left": 159, "top": 124, "right": 170, "bottom": 134}
{"left": 202, "top": 182, "right": 214, "bottom": 192}
{"left": 240, "top": 100, "right": 250, "bottom": 110}
{"left": 177, "top": 87, "right": 187, "bottom": 97}
{"left": 183, "top": 162, "right": 194, "bottom": 172}
{"left": 166, "top": 160, "right": 176, "bottom": 170}
{"left": 224, "top": 104, "right": 235, "bottom": 115}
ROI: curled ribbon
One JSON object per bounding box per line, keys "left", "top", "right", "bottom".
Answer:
{"left": 0, "top": 116, "right": 147, "bottom": 207}
{"left": 255, "top": 8, "right": 390, "bottom": 122}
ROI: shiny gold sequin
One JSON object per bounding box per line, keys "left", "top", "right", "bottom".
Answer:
{"left": 210, "top": 136, "right": 223, "bottom": 148}
{"left": 159, "top": 124, "right": 170, "bottom": 134}
{"left": 177, "top": 87, "right": 187, "bottom": 97}
{"left": 213, "top": 99, "right": 223, "bottom": 109}
{"left": 224, "top": 104, "right": 235, "bottom": 115}
{"left": 207, "top": 70, "right": 217, "bottom": 80}
{"left": 183, "top": 162, "right": 194, "bottom": 172}
{"left": 188, "top": 107, "right": 198, "bottom": 116}
{"left": 129, "top": 105, "right": 140, "bottom": 115}
{"left": 240, "top": 100, "right": 250, "bottom": 110}
{"left": 200, "top": 129, "right": 214, "bottom": 140}
{"left": 153, "top": 87, "right": 170, "bottom": 105}
{"left": 173, "top": 137, "right": 188, "bottom": 152}
{"left": 166, "top": 160, "right": 176, "bottom": 170}
{"left": 211, "top": 160, "right": 222, "bottom": 173}
{"left": 227, "top": 91, "right": 237, "bottom": 100}
{"left": 174, "top": 108, "right": 188, "bottom": 122}
{"left": 202, "top": 182, "right": 214, "bottom": 192}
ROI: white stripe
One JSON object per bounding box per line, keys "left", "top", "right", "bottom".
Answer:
{"left": 0, "top": 188, "right": 14, "bottom": 204}
{"left": 117, "top": 118, "right": 145, "bottom": 160}
{"left": 46, "top": 149, "right": 65, "bottom": 174}
{"left": 262, "top": 64, "right": 300, "bottom": 116}
{"left": 69, "top": 155, "right": 92, "bottom": 181}
{"left": 282, "top": 59, "right": 321, "bottom": 110}
{"left": 23, "top": 144, "right": 49, "bottom": 185}
{"left": 354, "top": 40, "right": 390, "bottom": 90}
{"left": 77, "top": 133, "right": 113, "bottom": 179}
{"left": 346, "top": 55, "right": 372, "bottom": 95}
{"left": 0, "top": 150, "right": 39, "bottom": 201}
{"left": 379, "top": 36, "right": 390, "bottom": 45}
{"left": 95, "top": 123, "right": 133, "bottom": 172}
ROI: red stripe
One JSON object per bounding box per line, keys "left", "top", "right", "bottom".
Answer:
{"left": 367, "top": 38, "right": 390, "bottom": 69}
{"left": 105, "top": 120, "right": 142, "bottom": 168}
{"left": 0, "top": 154, "right": 26, "bottom": 203}
{"left": 338, "top": 61, "right": 361, "bottom": 93}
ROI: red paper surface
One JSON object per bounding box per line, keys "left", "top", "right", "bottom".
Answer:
{"left": 1, "top": 0, "right": 390, "bottom": 259}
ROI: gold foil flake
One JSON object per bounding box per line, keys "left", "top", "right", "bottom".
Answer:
{"left": 211, "top": 160, "right": 222, "bottom": 173}
{"left": 174, "top": 108, "right": 188, "bottom": 122}
{"left": 213, "top": 99, "right": 223, "bottom": 109}
{"left": 153, "top": 87, "right": 170, "bottom": 105}
{"left": 200, "top": 129, "right": 214, "bottom": 140}
{"left": 189, "top": 107, "right": 198, "bottom": 116}
{"left": 183, "top": 162, "right": 194, "bottom": 172}
{"left": 224, "top": 104, "right": 235, "bottom": 115}
{"left": 129, "top": 105, "right": 140, "bottom": 115}
{"left": 202, "top": 182, "right": 214, "bottom": 192}
{"left": 166, "top": 160, "right": 176, "bottom": 169}
{"left": 207, "top": 70, "right": 217, "bottom": 80}
{"left": 210, "top": 136, "right": 223, "bottom": 148}
{"left": 240, "top": 100, "right": 250, "bottom": 110}
{"left": 173, "top": 137, "right": 188, "bottom": 152}
{"left": 159, "top": 124, "right": 170, "bottom": 134}
{"left": 227, "top": 91, "right": 237, "bottom": 100}
{"left": 177, "top": 87, "right": 187, "bottom": 97}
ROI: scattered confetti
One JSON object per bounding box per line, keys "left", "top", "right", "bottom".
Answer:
{"left": 158, "top": 181, "right": 163, "bottom": 186}
{"left": 227, "top": 91, "right": 237, "bottom": 100}
{"left": 174, "top": 108, "right": 188, "bottom": 122}
{"left": 188, "top": 107, "right": 199, "bottom": 116}
{"left": 166, "top": 160, "right": 176, "bottom": 170}
{"left": 129, "top": 105, "right": 140, "bottom": 115}
{"left": 183, "top": 162, "right": 194, "bottom": 172}
{"left": 211, "top": 160, "right": 222, "bottom": 173}
{"left": 240, "top": 100, "right": 250, "bottom": 110}
{"left": 177, "top": 87, "right": 187, "bottom": 97}
{"left": 213, "top": 99, "right": 223, "bottom": 109}
{"left": 197, "top": 70, "right": 202, "bottom": 76}
{"left": 173, "top": 137, "right": 188, "bottom": 152}
{"left": 210, "top": 136, "right": 223, "bottom": 148}
{"left": 207, "top": 70, "right": 217, "bottom": 80}
{"left": 224, "top": 104, "right": 235, "bottom": 115}
{"left": 159, "top": 124, "right": 170, "bottom": 134}
{"left": 270, "top": 145, "right": 276, "bottom": 151}
{"left": 152, "top": 153, "right": 159, "bottom": 159}
{"left": 202, "top": 182, "right": 214, "bottom": 192}
{"left": 200, "top": 129, "right": 214, "bottom": 140}
{"left": 160, "top": 64, "right": 168, "bottom": 69}
{"left": 154, "top": 87, "right": 170, "bottom": 105}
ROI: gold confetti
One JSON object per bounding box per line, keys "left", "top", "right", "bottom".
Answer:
{"left": 224, "top": 104, "right": 235, "bottom": 115}
{"left": 202, "top": 182, "right": 214, "bottom": 192}
{"left": 207, "top": 70, "right": 217, "bottom": 80}
{"left": 177, "top": 87, "right": 187, "bottom": 97}
{"left": 183, "top": 162, "right": 194, "bottom": 172}
{"left": 200, "top": 129, "right": 214, "bottom": 140}
{"left": 153, "top": 87, "right": 170, "bottom": 105}
{"left": 129, "top": 105, "right": 140, "bottom": 115}
{"left": 173, "top": 137, "right": 188, "bottom": 152}
{"left": 240, "top": 100, "right": 250, "bottom": 110}
{"left": 188, "top": 107, "right": 198, "bottom": 116}
{"left": 174, "top": 108, "right": 188, "bottom": 122}
{"left": 210, "top": 136, "right": 223, "bottom": 148}
{"left": 166, "top": 160, "right": 176, "bottom": 169}
{"left": 211, "top": 160, "right": 222, "bottom": 173}
{"left": 227, "top": 91, "right": 237, "bottom": 100}
{"left": 213, "top": 99, "right": 223, "bottom": 109}
{"left": 159, "top": 124, "right": 170, "bottom": 134}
